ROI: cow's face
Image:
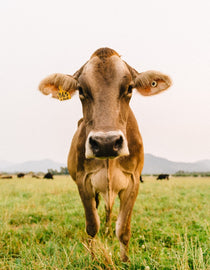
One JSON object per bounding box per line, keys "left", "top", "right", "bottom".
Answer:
{"left": 77, "top": 54, "right": 134, "bottom": 159}
{"left": 39, "top": 48, "right": 172, "bottom": 159}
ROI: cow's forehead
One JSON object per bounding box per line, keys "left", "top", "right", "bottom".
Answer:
{"left": 81, "top": 55, "right": 131, "bottom": 85}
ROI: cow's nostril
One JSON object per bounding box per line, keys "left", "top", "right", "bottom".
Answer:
{"left": 113, "top": 136, "right": 123, "bottom": 151}
{"left": 89, "top": 137, "right": 100, "bottom": 152}
{"left": 86, "top": 132, "right": 128, "bottom": 159}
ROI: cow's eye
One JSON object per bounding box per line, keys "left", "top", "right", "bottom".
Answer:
{"left": 78, "top": 87, "right": 85, "bottom": 98}
{"left": 151, "top": 81, "right": 157, "bottom": 87}
{"left": 125, "top": 85, "right": 133, "bottom": 98}
{"left": 127, "top": 85, "right": 133, "bottom": 94}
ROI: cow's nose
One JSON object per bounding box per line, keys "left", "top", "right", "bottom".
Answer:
{"left": 85, "top": 131, "right": 129, "bottom": 159}
{"left": 89, "top": 134, "right": 123, "bottom": 157}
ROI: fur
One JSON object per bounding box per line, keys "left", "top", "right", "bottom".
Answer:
{"left": 135, "top": 70, "right": 172, "bottom": 89}
{"left": 39, "top": 73, "right": 78, "bottom": 98}
{"left": 38, "top": 47, "right": 172, "bottom": 262}
{"left": 91, "top": 47, "right": 120, "bottom": 60}
{"left": 134, "top": 70, "right": 172, "bottom": 95}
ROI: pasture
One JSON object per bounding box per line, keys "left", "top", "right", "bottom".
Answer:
{"left": 0, "top": 176, "right": 209, "bottom": 269}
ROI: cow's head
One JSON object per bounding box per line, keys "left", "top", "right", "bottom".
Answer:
{"left": 39, "top": 48, "right": 171, "bottom": 159}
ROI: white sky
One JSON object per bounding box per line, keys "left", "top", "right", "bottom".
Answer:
{"left": 0, "top": 0, "right": 210, "bottom": 164}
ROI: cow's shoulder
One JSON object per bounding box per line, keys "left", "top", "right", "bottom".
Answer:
{"left": 117, "top": 108, "right": 144, "bottom": 174}
{"left": 126, "top": 108, "right": 143, "bottom": 150}
{"left": 68, "top": 121, "right": 86, "bottom": 180}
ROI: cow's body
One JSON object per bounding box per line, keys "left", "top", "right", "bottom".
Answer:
{"left": 43, "top": 172, "right": 53, "bottom": 179}
{"left": 39, "top": 48, "right": 171, "bottom": 261}
{"left": 157, "top": 174, "right": 170, "bottom": 180}
{"left": 17, "top": 173, "right": 25, "bottom": 178}
{"left": 68, "top": 108, "right": 143, "bottom": 257}
{"left": 0, "top": 175, "right": 13, "bottom": 179}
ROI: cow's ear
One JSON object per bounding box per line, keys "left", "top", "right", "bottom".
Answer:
{"left": 134, "top": 71, "right": 172, "bottom": 96}
{"left": 38, "top": 73, "right": 78, "bottom": 100}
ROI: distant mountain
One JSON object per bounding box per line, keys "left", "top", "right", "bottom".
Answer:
{"left": 0, "top": 161, "right": 15, "bottom": 171}
{"left": 1, "top": 155, "right": 210, "bottom": 174}
{"left": 142, "top": 154, "right": 210, "bottom": 174}
{"left": 0, "top": 159, "right": 66, "bottom": 173}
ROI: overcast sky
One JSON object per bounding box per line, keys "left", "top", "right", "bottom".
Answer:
{"left": 0, "top": 0, "right": 210, "bottom": 164}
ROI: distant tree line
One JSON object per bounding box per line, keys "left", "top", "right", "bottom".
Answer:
{"left": 47, "top": 167, "right": 69, "bottom": 175}
{"left": 172, "top": 171, "right": 210, "bottom": 177}
{"left": 1, "top": 168, "right": 209, "bottom": 177}
{"left": 143, "top": 171, "right": 210, "bottom": 177}
{"left": 48, "top": 168, "right": 210, "bottom": 177}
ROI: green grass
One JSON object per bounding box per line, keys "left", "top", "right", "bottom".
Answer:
{"left": 0, "top": 176, "right": 209, "bottom": 269}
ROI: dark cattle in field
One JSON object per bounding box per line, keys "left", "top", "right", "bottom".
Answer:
{"left": 17, "top": 173, "right": 25, "bottom": 178}
{"left": 39, "top": 47, "right": 171, "bottom": 261}
{"left": 43, "top": 172, "right": 53, "bottom": 179}
{"left": 140, "top": 175, "right": 144, "bottom": 183}
{"left": 157, "top": 174, "right": 169, "bottom": 180}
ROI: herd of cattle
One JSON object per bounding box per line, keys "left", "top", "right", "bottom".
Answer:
{"left": 0, "top": 173, "right": 170, "bottom": 181}
{"left": 0, "top": 172, "right": 54, "bottom": 179}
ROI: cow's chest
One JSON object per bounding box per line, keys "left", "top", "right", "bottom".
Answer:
{"left": 90, "top": 167, "right": 130, "bottom": 206}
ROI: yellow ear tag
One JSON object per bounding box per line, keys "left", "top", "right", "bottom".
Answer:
{"left": 58, "top": 85, "right": 71, "bottom": 101}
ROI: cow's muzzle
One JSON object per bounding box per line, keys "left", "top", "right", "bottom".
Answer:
{"left": 85, "top": 131, "right": 129, "bottom": 159}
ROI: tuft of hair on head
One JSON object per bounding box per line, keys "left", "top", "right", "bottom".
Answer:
{"left": 91, "top": 47, "right": 120, "bottom": 60}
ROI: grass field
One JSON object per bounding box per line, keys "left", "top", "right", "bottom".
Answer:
{"left": 0, "top": 176, "right": 209, "bottom": 269}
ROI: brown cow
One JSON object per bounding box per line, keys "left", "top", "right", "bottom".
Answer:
{"left": 38, "top": 48, "right": 171, "bottom": 261}
{"left": 1, "top": 175, "right": 13, "bottom": 179}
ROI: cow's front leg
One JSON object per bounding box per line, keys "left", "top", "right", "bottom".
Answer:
{"left": 77, "top": 179, "right": 100, "bottom": 238}
{"left": 116, "top": 175, "right": 139, "bottom": 262}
